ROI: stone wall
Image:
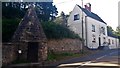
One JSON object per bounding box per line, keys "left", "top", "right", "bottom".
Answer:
{"left": 16, "top": 42, "right": 28, "bottom": 61}
{"left": 2, "top": 42, "right": 48, "bottom": 66}
{"left": 38, "top": 42, "right": 48, "bottom": 62}
{"left": 2, "top": 39, "right": 82, "bottom": 66}
{"left": 2, "top": 43, "right": 17, "bottom": 66}
{"left": 47, "top": 39, "right": 82, "bottom": 53}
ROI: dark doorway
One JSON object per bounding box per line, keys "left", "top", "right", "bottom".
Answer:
{"left": 99, "top": 37, "right": 101, "bottom": 46}
{"left": 27, "top": 42, "right": 38, "bottom": 62}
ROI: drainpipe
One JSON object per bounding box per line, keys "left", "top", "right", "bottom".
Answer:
{"left": 116, "top": 38, "right": 118, "bottom": 49}
{"left": 85, "top": 16, "right": 87, "bottom": 47}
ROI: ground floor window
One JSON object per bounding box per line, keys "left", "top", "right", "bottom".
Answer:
{"left": 112, "top": 40, "right": 114, "bottom": 44}
{"left": 92, "top": 34, "right": 96, "bottom": 43}
{"left": 103, "top": 37, "right": 106, "bottom": 44}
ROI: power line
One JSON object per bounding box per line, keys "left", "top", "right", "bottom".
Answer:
{"left": 53, "top": 0, "right": 76, "bottom": 5}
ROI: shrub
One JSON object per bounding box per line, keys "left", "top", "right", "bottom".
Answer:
{"left": 41, "top": 21, "right": 82, "bottom": 40}
{"left": 2, "top": 19, "right": 20, "bottom": 42}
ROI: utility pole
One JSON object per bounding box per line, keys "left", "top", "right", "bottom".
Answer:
{"left": 81, "top": 0, "right": 84, "bottom": 53}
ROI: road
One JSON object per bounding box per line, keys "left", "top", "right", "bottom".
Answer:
{"left": 57, "top": 49, "right": 120, "bottom": 68}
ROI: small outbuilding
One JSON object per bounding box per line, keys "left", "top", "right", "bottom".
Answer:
{"left": 12, "top": 5, "right": 47, "bottom": 63}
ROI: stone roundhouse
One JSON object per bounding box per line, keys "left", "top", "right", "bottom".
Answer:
{"left": 11, "top": 5, "right": 47, "bottom": 63}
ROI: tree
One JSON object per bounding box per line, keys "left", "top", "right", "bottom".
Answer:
{"left": 2, "top": 2, "right": 58, "bottom": 42}
{"left": 107, "top": 26, "right": 114, "bottom": 32}
{"left": 107, "top": 26, "right": 116, "bottom": 36}
{"left": 2, "top": 2, "right": 58, "bottom": 21}
{"left": 35, "top": 2, "right": 58, "bottom": 21}
{"left": 2, "top": 2, "right": 27, "bottom": 19}
{"left": 115, "top": 26, "right": 120, "bottom": 36}
{"left": 60, "top": 11, "right": 67, "bottom": 26}
{"left": 54, "top": 11, "right": 68, "bottom": 26}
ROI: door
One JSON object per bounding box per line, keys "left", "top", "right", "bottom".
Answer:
{"left": 99, "top": 37, "right": 101, "bottom": 46}
{"left": 27, "top": 42, "right": 38, "bottom": 62}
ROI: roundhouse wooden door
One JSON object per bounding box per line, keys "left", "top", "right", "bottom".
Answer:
{"left": 27, "top": 42, "right": 38, "bottom": 62}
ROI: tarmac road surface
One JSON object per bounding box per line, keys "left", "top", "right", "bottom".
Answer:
{"left": 57, "top": 49, "right": 120, "bottom": 68}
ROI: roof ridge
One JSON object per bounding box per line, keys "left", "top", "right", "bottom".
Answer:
{"left": 77, "top": 5, "right": 106, "bottom": 24}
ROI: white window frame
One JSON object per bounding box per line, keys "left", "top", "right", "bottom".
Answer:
{"left": 74, "top": 14, "right": 80, "bottom": 21}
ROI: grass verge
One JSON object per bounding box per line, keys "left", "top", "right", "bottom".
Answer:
{"left": 46, "top": 51, "right": 88, "bottom": 62}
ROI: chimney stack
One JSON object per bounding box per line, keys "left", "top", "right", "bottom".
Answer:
{"left": 84, "top": 3, "right": 91, "bottom": 12}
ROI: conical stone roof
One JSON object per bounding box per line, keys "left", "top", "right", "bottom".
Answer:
{"left": 12, "top": 6, "right": 46, "bottom": 42}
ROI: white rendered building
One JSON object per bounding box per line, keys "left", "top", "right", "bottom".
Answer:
{"left": 67, "top": 3, "right": 119, "bottom": 49}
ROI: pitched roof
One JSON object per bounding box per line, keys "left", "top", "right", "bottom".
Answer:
{"left": 77, "top": 5, "right": 106, "bottom": 24}
{"left": 12, "top": 6, "right": 46, "bottom": 42}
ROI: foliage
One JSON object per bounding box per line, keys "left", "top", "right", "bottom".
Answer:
{"left": 107, "top": 26, "right": 120, "bottom": 42}
{"left": 2, "top": 2, "right": 26, "bottom": 19}
{"left": 41, "top": 21, "right": 81, "bottom": 40}
{"left": 2, "top": 19, "right": 20, "bottom": 42}
{"left": 107, "top": 26, "right": 114, "bottom": 32}
{"left": 2, "top": 19, "right": 81, "bottom": 42}
{"left": 2, "top": 2, "right": 58, "bottom": 21}
{"left": 107, "top": 26, "right": 116, "bottom": 36}
{"left": 54, "top": 11, "right": 68, "bottom": 26}
{"left": 115, "top": 26, "right": 120, "bottom": 36}
{"left": 115, "top": 26, "right": 120, "bottom": 41}
{"left": 35, "top": 2, "right": 58, "bottom": 21}
{"left": 47, "top": 49, "right": 88, "bottom": 61}
{"left": 2, "top": 2, "right": 58, "bottom": 42}
{"left": 2, "top": 2, "right": 80, "bottom": 42}
{"left": 47, "top": 51, "right": 81, "bottom": 61}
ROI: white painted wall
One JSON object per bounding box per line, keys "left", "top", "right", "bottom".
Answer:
{"left": 67, "top": 5, "right": 87, "bottom": 46}
{"left": 107, "top": 36, "right": 119, "bottom": 49}
{"left": 85, "top": 17, "right": 107, "bottom": 49}
{"left": 68, "top": 5, "right": 83, "bottom": 37}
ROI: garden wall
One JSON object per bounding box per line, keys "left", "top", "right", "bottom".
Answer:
{"left": 2, "top": 43, "right": 17, "bottom": 66}
{"left": 47, "top": 39, "right": 82, "bottom": 53}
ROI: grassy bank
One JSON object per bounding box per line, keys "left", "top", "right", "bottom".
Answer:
{"left": 46, "top": 51, "right": 88, "bottom": 62}
{"left": 45, "top": 48, "right": 102, "bottom": 64}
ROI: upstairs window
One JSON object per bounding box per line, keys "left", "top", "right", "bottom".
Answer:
{"left": 100, "top": 27, "right": 105, "bottom": 35}
{"left": 74, "top": 14, "right": 80, "bottom": 21}
{"left": 92, "top": 25, "right": 95, "bottom": 32}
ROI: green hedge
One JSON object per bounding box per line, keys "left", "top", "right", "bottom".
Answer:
{"left": 41, "top": 21, "right": 81, "bottom": 40}
{"left": 2, "top": 19, "right": 20, "bottom": 42}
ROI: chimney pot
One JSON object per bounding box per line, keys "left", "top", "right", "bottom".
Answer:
{"left": 85, "top": 3, "right": 91, "bottom": 12}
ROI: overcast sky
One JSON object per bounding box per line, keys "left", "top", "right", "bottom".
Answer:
{"left": 53, "top": 0, "right": 120, "bottom": 30}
